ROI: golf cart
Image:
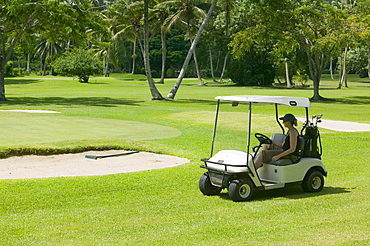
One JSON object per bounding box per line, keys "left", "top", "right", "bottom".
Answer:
{"left": 199, "top": 95, "right": 327, "bottom": 201}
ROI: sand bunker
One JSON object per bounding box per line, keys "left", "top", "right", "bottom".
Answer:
{"left": 0, "top": 150, "right": 189, "bottom": 180}
{"left": 0, "top": 109, "right": 60, "bottom": 113}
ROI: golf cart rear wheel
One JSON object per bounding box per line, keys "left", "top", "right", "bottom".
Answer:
{"left": 228, "top": 179, "right": 254, "bottom": 202}
{"left": 199, "top": 172, "right": 222, "bottom": 196}
{"left": 302, "top": 170, "right": 324, "bottom": 192}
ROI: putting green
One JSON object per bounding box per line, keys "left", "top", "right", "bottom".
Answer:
{"left": 0, "top": 112, "right": 182, "bottom": 146}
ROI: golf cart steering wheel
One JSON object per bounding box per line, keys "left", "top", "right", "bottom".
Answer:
{"left": 255, "top": 133, "right": 272, "bottom": 145}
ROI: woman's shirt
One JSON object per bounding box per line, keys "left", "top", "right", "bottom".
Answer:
{"left": 282, "top": 128, "right": 299, "bottom": 151}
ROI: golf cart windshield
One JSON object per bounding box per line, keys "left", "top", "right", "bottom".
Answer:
{"left": 210, "top": 95, "right": 311, "bottom": 157}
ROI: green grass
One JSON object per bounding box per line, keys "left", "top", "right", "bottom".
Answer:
{"left": 0, "top": 74, "right": 370, "bottom": 245}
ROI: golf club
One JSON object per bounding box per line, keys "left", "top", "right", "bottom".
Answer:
{"left": 315, "top": 114, "right": 323, "bottom": 126}
{"left": 311, "top": 115, "right": 317, "bottom": 125}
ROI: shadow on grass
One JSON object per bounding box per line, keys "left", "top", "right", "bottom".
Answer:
{"left": 4, "top": 78, "right": 42, "bottom": 85}
{"left": 219, "top": 185, "right": 351, "bottom": 202}
{"left": 313, "top": 96, "right": 370, "bottom": 105}
{"left": 1, "top": 97, "right": 143, "bottom": 107}
{"left": 173, "top": 98, "right": 217, "bottom": 106}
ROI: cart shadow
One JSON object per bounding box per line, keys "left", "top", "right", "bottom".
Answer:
{"left": 219, "top": 185, "right": 351, "bottom": 202}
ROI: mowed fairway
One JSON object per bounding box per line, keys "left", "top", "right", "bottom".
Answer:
{"left": 0, "top": 74, "right": 369, "bottom": 245}
{"left": 0, "top": 113, "right": 182, "bottom": 146}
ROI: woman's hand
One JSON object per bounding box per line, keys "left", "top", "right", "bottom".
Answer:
{"left": 271, "top": 155, "right": 280, "bottom": 162}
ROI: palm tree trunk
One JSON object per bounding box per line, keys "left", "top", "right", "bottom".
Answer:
{"left": 338, "top": 45, "right": 349, "bottom": 89}
{"left": 104, "top": 47, "right": 111, "bottom": 77}
{"left": 49, "top": 45, "right": 53, "bottom": 75}
{"left": 219, "top": 52, "right": 229, "bottom": 82}
{"left": 191, "top": 43, "right": 203, "bottom": 85}
{"left": 189, "top": 30, "right": 203, "bottom": 85}
{"left": 167, "top": 0, "right": 218, "bottom": 99}
{"left": 26, "top": 53, "right": 30, "bottom": 75}
{"left": 285, "top": 58, "right": 291, "bottom": 88}
{"left": 131, "top": 38, "right": 137, "bottom": 74}
{"left": 215, "top": 50, "right": 221, "bottom": 71}
{"left": 159, "top": 27, "right": 166, "bottom": 84}
{"left": 143, "top": 0, "right": 163, "bottom": 100}
{"left": 329, "top": 57, "right": 334, "bottom": 80}
{"left": 208, "top": 45, "right": 215, "bottom": 82}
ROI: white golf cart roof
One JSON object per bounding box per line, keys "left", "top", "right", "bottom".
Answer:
{"left": 215, "top": 95, "right": 311, "bottom": 108}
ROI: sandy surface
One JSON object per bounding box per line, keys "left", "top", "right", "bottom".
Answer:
{"left": 0, "top": 109, "right": 60, "bottom": 113}
{"left": 0, "top": 150, "right": 189, "bottom": 180}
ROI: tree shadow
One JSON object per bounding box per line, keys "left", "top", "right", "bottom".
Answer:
{"left": 0, "top": 97, "right": 143, "bottom": 107}
{"left": 4, "top": 78, "right": 42, "bottom": 85}
{"left": 219, "top": 185, "right": 351, "bottom": 202}
{"left": 313, "top": 96, "right": 370, "bottom": 105}
{"left": 172, "top": 98, "right": 217, "bottom": 106}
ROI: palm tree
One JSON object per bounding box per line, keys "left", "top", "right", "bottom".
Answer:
{"left": 166, "top": 0, "right": 218, "bottom": 99}
{"left": 158, "top": 0, "right": 206, "bottom": 86}
{"left": 110, "top": 0, "right": 163, "bottom": 99}
{"left": 108, "top": 0, "right": 163, "bottom": 99}
{"left": 144, "top": 0, "right": 163, "bottom": 99}
{"left": 35, "top": 38, "right": 63, "bottom": 75}
{"left": 152, "top": 2, "right": 172, "bottom": 83}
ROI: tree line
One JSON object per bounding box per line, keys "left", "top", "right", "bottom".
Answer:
{"left": 1, "top": 0, "right": 370, "bottom": 101}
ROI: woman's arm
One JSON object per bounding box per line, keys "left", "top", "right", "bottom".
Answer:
{"left": 271, "top": 130, "right": 298, "bottom": 161}
{"left": 271, "top": 140, "right": 283, "bottom": 147}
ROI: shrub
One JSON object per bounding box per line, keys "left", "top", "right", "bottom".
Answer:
{"left": 53, "top": 48, "right": 103, "bottom": 83}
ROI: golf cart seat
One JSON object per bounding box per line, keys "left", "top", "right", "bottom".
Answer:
{"left": 270, "top": 133, "right": 285, "bottom": 143}
{"left": 268, "top": 136, "right": 305, "bottom": 166}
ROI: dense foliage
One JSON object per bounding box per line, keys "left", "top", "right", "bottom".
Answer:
{"left": 228, "top": 49, "right": 276, "bottom": 86}
{"left": 2, "top": 0, "right": 370, "bottom": 99}
{"left": 53, "top": 49, "right": 103, "bottom": 83}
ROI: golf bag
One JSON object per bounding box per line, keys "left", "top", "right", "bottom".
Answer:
{"left": 302, "top": 125, "right": 322, "bottom": 159}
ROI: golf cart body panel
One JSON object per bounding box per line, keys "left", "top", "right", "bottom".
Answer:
{"left": 202, "top": 150, "right": 262, "bottom": 187}
{"left": 206, "top": 150, "right": 251, "bottom": 173}
{"left": 258, "top": 158, "right": 327, "bottom": 183}
{"left": 199, "top": 95, "right": 327, "bottom": 201}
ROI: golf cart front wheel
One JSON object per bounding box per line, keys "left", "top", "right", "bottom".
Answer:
{"left": 228, "top": 179, "right": 254, "bottom": 202}
{"left": 302, "top": 170, "right": 324, "bottom": 192}
{"left": 199, "top": 172, "right": 222, "bottom": 196}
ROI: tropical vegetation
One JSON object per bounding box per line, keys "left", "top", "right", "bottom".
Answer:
{"left": 2, "top": 0, "right": 370, "bottom": 101}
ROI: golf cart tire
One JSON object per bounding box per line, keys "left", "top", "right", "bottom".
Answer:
{"left": 302, "top": 169, "right": 324, "bottom": 192}
{"left": 199, "top": 172, "right": 222, "bottom": 196}
{"left": 228, "top": 179, "right": 254, "bottom": 202}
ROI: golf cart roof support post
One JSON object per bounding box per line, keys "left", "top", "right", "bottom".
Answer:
{"left": 246, "top": 102, "right": 255, "bottom": 176}
{"left": 246, "top": 102, "right": 252, "bottom": 156}
{"left": 210, "top": 99, "right": 221, "bottom": 157}
{"left": 301, "top": 107, "right": 310, "bottom": 135}
{"left": 275, "top": 103, "right": 285, "bottom": 134}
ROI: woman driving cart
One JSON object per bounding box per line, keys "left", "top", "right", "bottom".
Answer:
{"left": 254, "top": 113, "right": 299, "bottom": 169}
